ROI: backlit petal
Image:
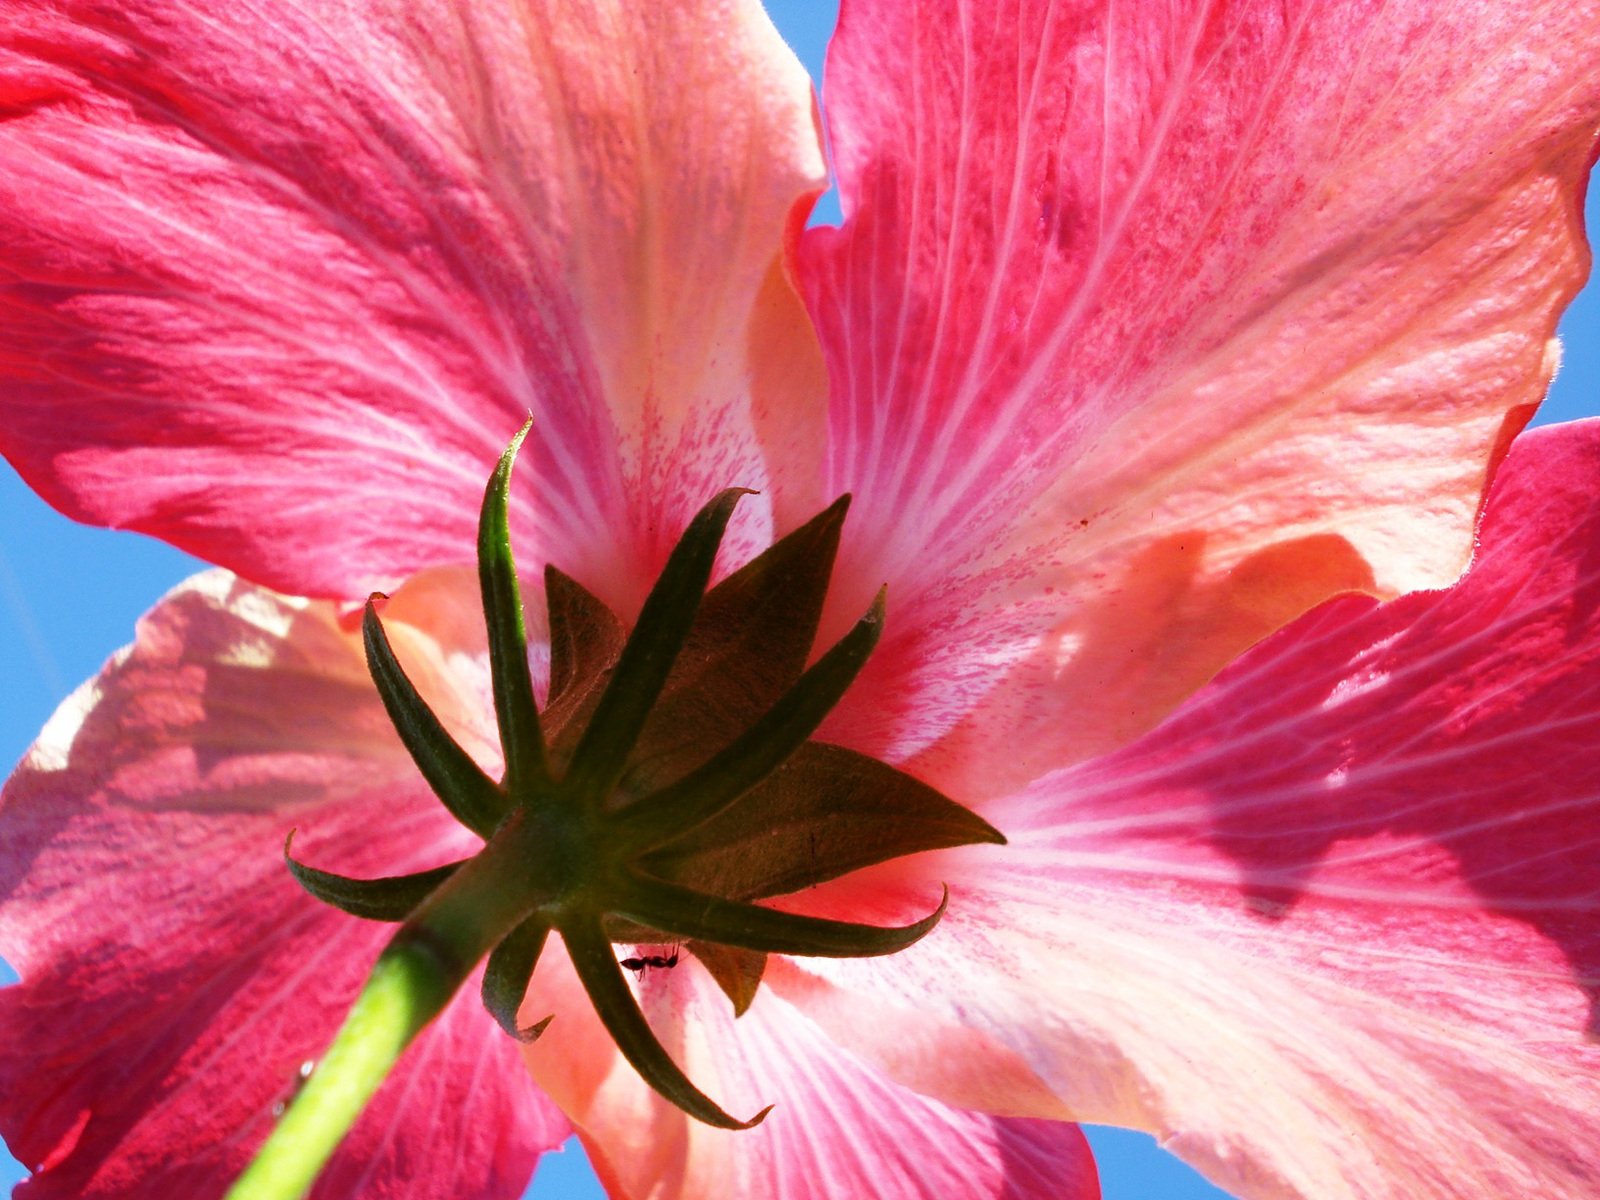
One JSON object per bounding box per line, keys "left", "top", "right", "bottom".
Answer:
{"left": 0, "top": 572, "right": 566, "bottom": 1197}
{"left": 805, "top": 0, "right": 1600, "bottom": 783}
{"left": 522, "top": 939, "right": 1099, "bottom": 1200}
{"left": 784, "top": 419, "right": 1600, "bottom": 1199}
{"left": 0, "top": 0, "right": 826, "bottom": 602}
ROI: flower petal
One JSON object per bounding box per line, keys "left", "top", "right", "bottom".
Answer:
{"left": 0, "top": 571, "right": 567, "bottom": 1197}
{"left": 804, "top": 0, "right": 1600, "bottom": 780}
{"left": 522, "top": 938, "right": 1100, "bottom": 1199}
{"left": 0, "top": 0, "right": 826, "bottom": 602}
{"left": 784, "top": 419, "right": 1600, "bottom": 1199}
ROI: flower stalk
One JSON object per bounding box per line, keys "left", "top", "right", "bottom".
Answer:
{"left": 222, "top": 844, "right": 512, "bottom": 1200}
{"left": 222, "top": 945, "right": 448, "bottom": 1200}
{"left": 226, "top": 806, "right": 556, "bottom": 1200}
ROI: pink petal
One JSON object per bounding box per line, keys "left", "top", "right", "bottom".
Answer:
{"left": 803, "top": 0, "right": 1600, "bottom": 783}
{"left": 783, "top": 419, "right": 1600, "bottom": 1198}
{"left": 0, "top": 572, "right": 567, "bottom": 1197}
{"left": 0, "top": 0, "right": 826, "bottom": 604}
{"left": 521, "top": 939, "right": 1100, "bottom": 1200}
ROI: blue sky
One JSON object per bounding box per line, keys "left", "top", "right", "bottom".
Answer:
{"left": 2, "top": 2, "right": 1598, "bottom": 1197}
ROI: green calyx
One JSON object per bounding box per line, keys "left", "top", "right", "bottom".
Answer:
{"left": 287, "top": 421, "right": 1005, "bottom": 1128}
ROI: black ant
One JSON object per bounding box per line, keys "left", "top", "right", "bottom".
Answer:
{"left": 620, "top": 947, "right": 679, "bottom": 975}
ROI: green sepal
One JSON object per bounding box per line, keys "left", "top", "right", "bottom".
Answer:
{"left": 688, "top": 941, "right": 767, "bottom": 1017}
{"left": 478, "top": 421, "right": 549, "bottom": 794}
{"left": 563, "top": 489, "right": 749, "bottom": 806}
{"left": 482, "top": 917, "right": 554, "bottom": 1042}
{"left": 617, "top": 589, "right": 886, "bottom": 853}
{"left": 537, "top": 500, "right": 852, "bottom": 797}
{"left": 623, "top": 496, "right": 851, "bottom": 788}
{"left": 362, "top": 599, "right": 508, "bottom": 839}
{"left": 685, "top": 494, "right": 849, "bottom": 699}
{"left": 641, "top": 742, "right": 1005, "bottom": 902}
{"left": 616, "top": 874, "right": 949, "bottom": 959}
{"left": 540, "top": 566, "right": 628, "bottom": 771}
{"left": 284, "top": 833, "right": 463, "bottom": 922}
{"left": 545, "top": 566, "right": 627, "bottom": 709}
{"left": 563, "top": 914, "right": 770, "bottom": 1130}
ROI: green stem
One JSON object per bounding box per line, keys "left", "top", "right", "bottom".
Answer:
{"left": 224, "top": 939, "right": 453, "bottom": 1200}
{"left": 226, "top": 808, "right": 561, "bottom": 1200}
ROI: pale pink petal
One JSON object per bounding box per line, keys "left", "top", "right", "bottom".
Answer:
{"left": 0, "top": 572, "right": 567, "bottom": 1197}
{"left": 0, "top": 0, "right": 826, "bottom": 603}
{"left": 781, "top": 420, "right": 1600, "bottom": 1199}
{"left": 520, "top": 938, "right": 1099, "bottom": 1200}
{"left": 804, "top": 0, "right": 1600, "bottom": 784}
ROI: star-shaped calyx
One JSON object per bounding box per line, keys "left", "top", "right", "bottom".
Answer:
{"left": 286, "top": 424, "right": 1004, "bottom": 1128}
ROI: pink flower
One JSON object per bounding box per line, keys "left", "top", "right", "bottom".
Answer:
{"left": 2, "top": 0, "right": 1599, "bottom": 1196}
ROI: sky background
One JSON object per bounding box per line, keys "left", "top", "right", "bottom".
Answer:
{"left": 3, "top": 2, "right": 1598, "bottom": 1197}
